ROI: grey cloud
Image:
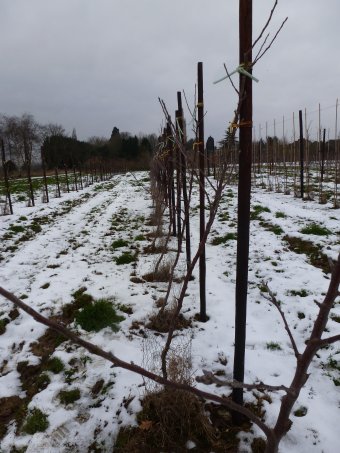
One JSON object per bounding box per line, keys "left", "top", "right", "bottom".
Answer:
{"left": 0, "top": 0, "right": 339, "bottom": 142}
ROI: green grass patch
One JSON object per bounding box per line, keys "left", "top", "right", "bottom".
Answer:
{"left": 275, "top": 211, "right": 286, "bottom": 219}
{"left": 75, "top": 299, "right": 124, "bottom": 332}
{"left": 115, "top": 252, "right": 136, "bottom": 265}
{"left": 211, "top": 232, "right": 237, "bottom": 245}
{"left": 330, "top": 314, "right": 340, "bottom": 323}
{"left": 284, "top": 235, "right": 330, "bottom": 273}
{"left": 266, "top": 342, "right": 282, "bottom": 351}
{"left": 22, "top": 408, "right": 49, "bottom": 434}
{"left": 134, "top": 234, "right": 146, "bottom": 241}
{"left": 250, "top": 205, "right": 271, "bottom": 220}
{"left": 117, "top": 303, "right": 133, "bottom": 315}
{"left": 112, "top": 239, "right": 129, "bottom": 249}
{"left": 62, "top": 288, "right": 94, "bottom": 322}
{"left": 45, "top": 357, "right": 64, "bottom": 374}
{"left": 327, "top": 358, "right": 340, "bottom": 371}
{"left": 300, "top": 223, "right": 331, "bottom": 236}
{"left": 58, "top": 388, "right": 81, "bottom": 405}
{"left": 30, "top": 222, "right": 42, "bottom": 233}
{"left": 35, "top": 373, "right": 51, "bottom": 390}
{"left": 294, "top": 406, "right": 308, "bottom": 417}
{"left": 218, "top": 212, "right": 230, "bottom": 222}
{"left": 9, "top": 224, "right": 25, "bottom": 233}
{"left": 287, "top": 289, "right": 309, "bottom": 297}
{"left": 259, "top": 221, "right": 284, "bottom": 235}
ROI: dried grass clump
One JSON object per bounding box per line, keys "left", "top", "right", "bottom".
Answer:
{"left": 146, "top": 309, "right": 191, "bottom": 333}
{"left": 143, "top": 242, "right": 168, "bottom": 254}
{"left": 115, "top": 389, "right": 217, "bottom": 452}
{"left": 143, "top": 260, "right": 172, "bottom": 282}
{"left": 147, "top": 209, "right": 161, "bottom": 227}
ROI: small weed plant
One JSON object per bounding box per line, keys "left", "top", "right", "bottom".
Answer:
{"left": 143, "top": 260, "right": 173, "bottom": 282}
{"left": 211, "top": 232, "right": 237, "bottom": 245}
{"left": 75, "top": 299, "right": 124, "bottom": 332}
{"left": 293, "top": 406, "right": 308, "bottom": 417}
{"left": 9, "top": 224, "right": 25, "bottom": 233}
{"left": 134, "top": 234, "right": 146, "bottom": 241}
{"left": 275, "top": 211, "right": 286, "bottom": 219}
{"left": 250, "top": 205, "right": 271, "bottom": 220}
{"left": 45, "top": 357, "right": 65, "bottom": 374}
{"left": 58, "top": 388, "right": 81, "bottom": 405}
{"left": 266, "top": 342, "right": 282, "bottom": 351}
{"left": 115, "top": 252, "right": 136, "bottom": 265}
{"left": 22, "top": 408, "right": 49, "bottom": 434}
{"left": 112, "top": 239, "right": 128, "bottom": 249}
{"left": 300, "top": 223, "right": 331, "bottom": 236}
{"left": 259, "top": 221, "right": 284, "bottom": 235}
{"left": 287, "top": 289, "right": 309, "bottom": 298}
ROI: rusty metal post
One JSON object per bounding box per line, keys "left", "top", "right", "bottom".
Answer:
{"left": 299, "top": 110, "right": 304, "bottom": 198}
{"left": 41, "top": 146, "right": 49, "bottom": 203}
{"left": 1, "top": 139, "right": 13, "bottom": 214}
{"left": 233, "top": 0, "right": 253, "bottom": 413}
{"left": 198, "top": 62, "right": 207, "bottom": 322}
{"left": 174, "top": 110, "right": 183, "bottom": 252}
{"left": 321, "top": 128, "right": 326, "bottom": 184}
{"left": 177, "top": 91, "right": 191, "bottom": 269}
{"left": 175, "top": 109, "right": 182, "bottom": 249}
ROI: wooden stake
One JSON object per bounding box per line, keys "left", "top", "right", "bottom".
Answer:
{"left": 233, "top": 0, "right": 253, "bottom": 413}
{"left": 197, "top": 62, "right": 207, "bottom": 322}
{"left": 299, "top": 110, "right": 304, "bottom": 199}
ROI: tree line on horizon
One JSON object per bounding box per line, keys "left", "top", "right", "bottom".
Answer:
{"left": 0, "top": 112, "right": 157, "bottom": 174}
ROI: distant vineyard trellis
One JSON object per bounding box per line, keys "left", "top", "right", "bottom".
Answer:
{"left": 0, "top": 141, "right": 117, "bottom": 215}
{"left": 249, "top": 100, "right": 340, "bottom": 207}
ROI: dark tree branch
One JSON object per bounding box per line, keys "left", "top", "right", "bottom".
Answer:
{"left": 251, "top": 0, "right": 278, "bottom": 51}
{"left": 196, "top": 370, "right": 292, "bottom": 395}
{"left": 262, "top": 282, "right": 300, "bottom": 360}
{"left": 253, "top": 32, "right": 270, "bottom": 64}
{"left": 223, "top": 63, "right": 239, "bottom": 95}
{"left": 0, "top": 285, "right": 275, "bottom": 443}
{"left": 270, "top": 253, "right": 340, "bottom": 451}
{"left": 317, "top": 334, "right": 340, "bottom": 347}
{"left": 252, "top": 17, "right": 288, "bottom": 66}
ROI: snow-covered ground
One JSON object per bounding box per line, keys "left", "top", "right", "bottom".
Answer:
{"left": 0, "top": 172, "right": 339, "bottom": 452}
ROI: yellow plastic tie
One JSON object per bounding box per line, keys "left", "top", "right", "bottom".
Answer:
{"left": 230, "top": 120, "right": 253, "bottom": 129}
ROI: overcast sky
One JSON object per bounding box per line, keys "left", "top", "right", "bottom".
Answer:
{"left": 1, "top": 0, "right": 339, "bottom": 142}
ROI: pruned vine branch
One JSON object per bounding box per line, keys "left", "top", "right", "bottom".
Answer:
{"left": 196, "top": 369, "right": 292, "bottom": 395}
{"left": 261, "top": 282, "right": 301, "bottom": 359}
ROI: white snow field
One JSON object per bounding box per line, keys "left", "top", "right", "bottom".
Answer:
{"left": 0, "top": 171, "right": 339, "bottom": 452}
